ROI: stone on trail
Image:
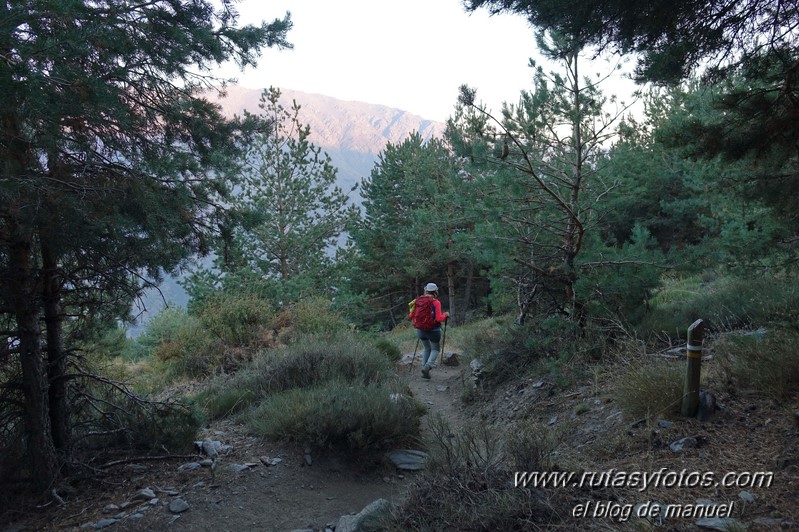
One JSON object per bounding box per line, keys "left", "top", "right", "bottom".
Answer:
{"left": 168, "top": 498, "right": 190, "bottom": 514}
{"left": 387, "top": 449, "right": 428, "bottom": 470}
{"left": 336, "top": 498, "right": 391, "bottom": 532}
{"left": 260, "top": 456, "right": 283, "bottom": 466}
{"left": 130, "top": 488, "right": 155, "bottom": 502}
{"left": 669, "top": 436, "right": 698, "bottom": 453}
{"left": 442, "top": 351, "right": 459, "bottom": 366}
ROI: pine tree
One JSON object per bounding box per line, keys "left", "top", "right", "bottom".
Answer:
{"left": 0, "top": 0, "right": 291, "bottom": 493}
{"left": 209, "top": 87, "right": 358, "bottom": 302}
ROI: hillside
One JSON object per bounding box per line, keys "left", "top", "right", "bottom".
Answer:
{"left": 214, "top": 86, "right": 446, "bottom": 195}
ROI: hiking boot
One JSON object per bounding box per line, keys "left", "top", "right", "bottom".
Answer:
{"left": 421, "top": 367, "right": 430, "bottom": 379}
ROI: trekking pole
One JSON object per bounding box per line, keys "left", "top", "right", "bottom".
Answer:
{"left": 408, "top": 337, "right": 420, "bottom": 373}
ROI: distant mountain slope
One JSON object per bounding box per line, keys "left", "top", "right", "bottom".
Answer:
{"left": 215, "top": 86, "right": 446, "bottom": 194}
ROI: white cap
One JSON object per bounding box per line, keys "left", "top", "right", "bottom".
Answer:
{"left": 424, "top": 283, "right": 438, "bottom": 292}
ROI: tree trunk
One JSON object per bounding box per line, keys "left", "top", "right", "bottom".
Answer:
{"left": 10, "top": 237, "right": 60, "bottom": 493}
{"left": 42, "top": 240, "right": 70, "bottom": 458}
{"left": 463, "top": 263, "right": 474, "bottom": 323}
{"left": 446, "top": 261, "right": 456, "bottom": 325}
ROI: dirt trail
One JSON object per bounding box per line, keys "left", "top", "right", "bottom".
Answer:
{"left": 8, "top": 354, "right": 469, "bottom": 532}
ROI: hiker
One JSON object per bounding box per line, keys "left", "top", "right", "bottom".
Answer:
{"left": 410, "top": 282, "right": 449, "bottom": 379}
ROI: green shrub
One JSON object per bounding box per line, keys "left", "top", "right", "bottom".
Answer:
{"left": 614, "top": 359, "right": 684, "bottom": 421}
{"left": 368, "top": 336, "right": 402, "bottom": 363}
{"left": 245, "top": 380, "right": 421, "bottom": 453}
{"left": 196, "top": 292, "right": 275, "bottom": 346}
{"left": 153, "top": 317, "right": 217, "bottom": 379}
{"left": 277, "top": 297, "right": 350, "bottom": 340}
{"left": 195, "top": 379, "right": 257, "bottom": 419}
{"left": 122, "top": 401, "right": 203, "bottom": 452}
{"left": 716, "top": 329, "right": 799, "bottom": 400}
{"left": 126, "top": 305, "right": 193, "bottom": 360}
{"left": 638, "top": 275, "right": 799, "bottom": 340}
{"left": 195, "top": 333, "right": 397, "bottom": 419}
{"left": 460, "top": 315, "right": 595, "bottom": 389}
{"left": 255, "top": 333, "right": 394, "bottom": 393}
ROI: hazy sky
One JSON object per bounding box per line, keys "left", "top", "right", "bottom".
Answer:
{"left": 217, "top": 0, "right": 555, "bottom": 122}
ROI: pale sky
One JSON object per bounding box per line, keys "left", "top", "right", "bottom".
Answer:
{"left": 217, "top": 0, "right": 550, "bottom": 122}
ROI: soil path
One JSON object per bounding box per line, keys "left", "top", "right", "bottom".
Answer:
{"left": 19, "top": 354, "right": 469, "bottom": 532}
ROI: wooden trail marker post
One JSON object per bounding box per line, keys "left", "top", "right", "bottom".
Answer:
{"left": 681, "top": 319, "right": 705, "bottom": 417}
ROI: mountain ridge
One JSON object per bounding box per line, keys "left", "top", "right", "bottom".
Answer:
{"left": 215, "top": 85, "right": 446, "bottom": 154}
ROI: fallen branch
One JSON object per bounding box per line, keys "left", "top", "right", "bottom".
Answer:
{"left": 99, "top": 454, "right": 197, "bottom": 469}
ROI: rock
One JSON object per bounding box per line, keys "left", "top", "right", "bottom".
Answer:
{"left": 387, "top": 449, "right": 429, "bottom": 470}
{"left": 226, "top": 463, "right": 252, "bottom": 473}
{"left": 127, "top": 513, "right": 145, "bottom": 521}
{"left": 260, "top": 456, "right": 283, "bottom": 466}
{"left": 130, "top": 488, "right": 156, "bottom": 502}
{"left": 739, "top": 491, "right": 755, "bottom": 504}
{"left": 548, "top": 415, "right": 558, "bottom": 426}
{"left": 697, "top": 391, "right": 718, "bottom": 422}
{"left": 168, "top": 498, "right": 190, "bottom": 514}
{"left": 178, "top": 462, "right": 202, "bottom": 472}
{"left": 102, "top": 504, "right": 120, "bottom": 514}
{"left": 304, "top": 452, "right": 313, "bottom": 466}
{"left": 126, "top": 463, "right": 147, "bottom": 473}
{"left": 435, "top": 384, "right": 449, "bottom": 392}
{"left": 336, "top": 498, "right": 391, "bottom": 532}
{"left": 657, "top": 419, "right": 674, "bottom": 429}
{"left": 442, "top": 351, "right": 459, "bottom": 366}
{"left": 470, "top": 359, "right": 484, "bottom": 384}
{"left": 696, "top": 517, "right": 746, "bottom": 530}
{"left": 669, "top": 436, "right": 698, "bottom": 453}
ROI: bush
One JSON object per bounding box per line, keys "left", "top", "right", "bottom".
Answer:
{"left": 614, "top": 359, "right": 684, "bottom": 421}
{"left": 638, "top": 275, "right": 799, "bottom": 341}
{"left": 71, "top": 377, "right": 203, "bottom": 454}
{"left": 460, "top": 315, "right": 597, "bottom": 389}
{"left": 275, "top": 297, "right": 350, "bottom": 341}
{"left": 126, "top": 305, "right": 193, "bottom": 360}
{"left": 245, "top": 380, "right": 421, "bottom": 453}
{"left": 121, "top": 401, "right": 203, "bottom": 452}
{"left": 505, "top": 419, "right": 567, "bottom": 472}
{"left": 257, "top": 333, "right": 393, "bottom": 391}
{"left": 368, "top": 335, "right": 402, "bottom": 363}
{"left": 196, "top": 333, "right": 397, "bottom": 419}
{"left": 152, "top": 317, "right": 217, "bottom": 379}
{"left": 196, "top": 292, "right": 275, "bottom": 346}
{"left": 372, "top": 415, "right": 567, "bottom": 531}
{"left": 716, "top": 329, "right": 799, "bottom": 400}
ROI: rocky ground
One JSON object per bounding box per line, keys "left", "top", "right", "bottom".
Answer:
{"left": 3, "top": 348, "right": 799, "bottom": 531}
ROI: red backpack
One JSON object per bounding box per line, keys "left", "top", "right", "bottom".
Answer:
{"left": 412, "top": 295, "right": 437, "bottom": 330}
